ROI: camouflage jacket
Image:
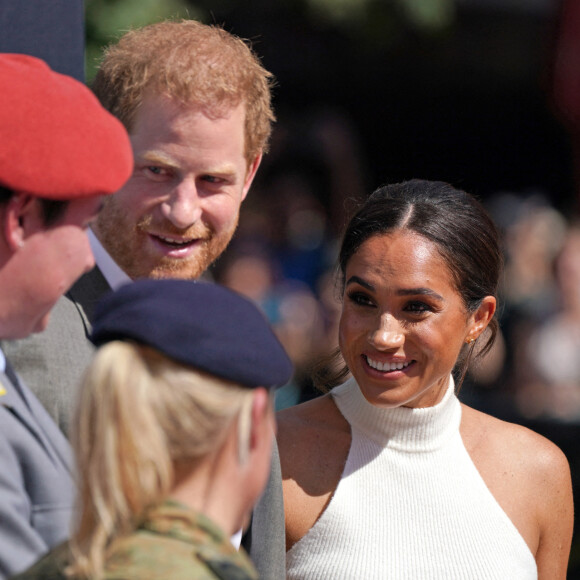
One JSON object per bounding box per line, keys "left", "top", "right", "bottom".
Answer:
{"left": 12, "top": 500, "right": 258, "bottom": 580}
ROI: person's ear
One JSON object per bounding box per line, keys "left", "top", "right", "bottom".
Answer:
{"left": 2, "top": 193, "right": 39, "bottom": 252}
{"left": 249, "top": 387, "right": 274, "bottom": 451}
{"left": 465, "top": 296, "right": 496, "bottom": 343}
{"left": 241, "top": 152, "right": 263, "bottom": 201}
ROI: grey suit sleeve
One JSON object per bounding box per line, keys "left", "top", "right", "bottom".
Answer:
{"left": 243, "top": 441, "right": 286, "bottom": 580}
{"left": 0, "top": 372, "right": 74, "bottom": 579}
{"left": 1, "top": 292, "right": 97, "bottom": 437}
{"left": 0, "top": 431, "right": 50, "bottom": 578}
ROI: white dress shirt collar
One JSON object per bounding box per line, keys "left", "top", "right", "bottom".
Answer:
{"left": 88, "top": 228, "right": 131, "bottom": 291}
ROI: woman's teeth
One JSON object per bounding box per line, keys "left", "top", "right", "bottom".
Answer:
{"left": 366, "top": 357, "right": 409, "bottom": 372}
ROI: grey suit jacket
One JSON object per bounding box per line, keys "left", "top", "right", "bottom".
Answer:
{"left": 0, "top": 367, "right": 74, "bottom": 578}
{"left": 1, "top": 267, "right": 111, "bottom": 436}
{"left": 4, "top": 266, "right": 288, "bottom": 578}
{"left": 242, "top": 442, "right": 286, "bottom": 579}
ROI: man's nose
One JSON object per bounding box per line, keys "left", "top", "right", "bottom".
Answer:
{"left": 160, "top": 179, "right": 202, "bottom": 229}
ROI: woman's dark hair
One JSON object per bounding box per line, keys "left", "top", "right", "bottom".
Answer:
{"left": 0, "top": 184, "right": 68, "bottom": 227}
{"left": 315, "top": 179, "right": 503, "bottom": 391}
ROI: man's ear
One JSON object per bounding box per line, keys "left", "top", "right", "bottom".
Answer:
{"left": 2, "top": 193, "right": 39, "bottom": 252}
{"left": 241, "top": 152, "right": 263, "bottom": 202}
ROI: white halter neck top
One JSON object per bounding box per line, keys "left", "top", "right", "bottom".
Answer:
{"left": 286, "top": 376, "right": 537, "bottom": 579}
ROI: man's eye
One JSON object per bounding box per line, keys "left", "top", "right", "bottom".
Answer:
{"left": 143, "top": 166, "right": 173, "bottom": 179}
{"left": 202, "top": 175, "right": 221, "bottom": 184}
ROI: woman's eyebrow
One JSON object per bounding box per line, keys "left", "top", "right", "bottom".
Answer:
{"left": 345, "top": 276, "right": 374, "bottom": 291}
{"left": 346, "top": 276, "right": 443, "bottom": 301}
{"left": 398, "top": 287, "right": 444, "bottom": 301}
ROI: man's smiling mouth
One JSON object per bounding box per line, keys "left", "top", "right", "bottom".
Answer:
{"left": 153, "top": 234, "right": 198, "bottom": 248}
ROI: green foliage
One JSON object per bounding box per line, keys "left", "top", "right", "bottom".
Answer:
{"left": 84, "top": 0, "right": 457, "bottom": 80}
{"left": 306, "top": 0, "right": 368, "bottom": 25}
{"left": 399, "top": 0, "right": 455, "bottom": 30}
{"left": 85, "top": 0, "right": 196, "bottom": 80}
{"left": 303, "top": 0, "right": 455, "bottom": 34}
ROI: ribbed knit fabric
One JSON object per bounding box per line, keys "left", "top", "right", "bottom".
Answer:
{"left": 286, "top": 377, "right": 537, "bottom": 580}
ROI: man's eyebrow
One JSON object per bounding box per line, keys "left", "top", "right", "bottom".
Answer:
{"left": 140, "top": 151, "right": 180, "bottom": 169}
{"left": 139, "top": 152, "right": 239, "bottom": 177}
{"left": 345, "top": 276, "right": 443, "bottom": 300}
{"left": 202, "top": 163, "right": 239, "bottom": 176}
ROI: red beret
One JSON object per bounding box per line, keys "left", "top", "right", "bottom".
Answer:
{"left": 0, "top": 53, "right": 132, "bottom": 200}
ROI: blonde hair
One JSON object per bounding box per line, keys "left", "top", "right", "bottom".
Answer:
{"left": 67, "top": 341, "right": 255, "bottom": 579}
{"left": 92, "top": 19, "right": 275, "bottom": 164}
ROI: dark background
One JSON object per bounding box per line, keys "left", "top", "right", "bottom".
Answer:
{"left": 189, "top": 0, "right": 576, "bottom": 213}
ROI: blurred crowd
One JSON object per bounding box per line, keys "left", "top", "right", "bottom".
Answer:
{"left": 212, "top": 108, "right": 367, "bottom": 409}
{"left": 212, "top": 109, "right": 580, "bottom": 429}
{"left": 471, "top": 190, "right": 580, "bottom": 425}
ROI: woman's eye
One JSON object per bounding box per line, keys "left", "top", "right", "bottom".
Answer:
{"left": 347, "top": 291, "right": 374, "bottom": 307}
{"left": 405, "top": 301, "right": 431, "bottom": 313}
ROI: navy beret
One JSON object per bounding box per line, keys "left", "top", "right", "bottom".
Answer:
{"left": 0, "top": 53, "right": 132, "bottom": 199}
{"left": 91, "top": 279, "right": 294, "bottom": 389}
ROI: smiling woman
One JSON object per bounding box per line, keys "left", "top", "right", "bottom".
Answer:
{"left": 277, "top": 179, "right": 574, "bottom": 580}
{"left": 338, "top": 229, "right": 495, "bottom": 409}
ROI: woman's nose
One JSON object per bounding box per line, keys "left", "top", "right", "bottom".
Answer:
{"left": 368, "top": 314, "right": 404, "bottom": 350}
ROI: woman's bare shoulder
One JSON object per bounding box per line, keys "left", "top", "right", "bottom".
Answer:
{"left": 461, "top": 404, "right": 573, "bottom": 577}
{"left": 461, "top": 403, "right": 572, "bottom": 532}
{"left": 277, "top": 392, "right": 352, "bottom": 549}
{"left": 277, "top": 393, "right": 349, "bottom": 441}
{"left": 461, "top": 403, "right": 570, "bottom": 476}
{"left": 276, "top": 393, "right": 350, "bottom": 485}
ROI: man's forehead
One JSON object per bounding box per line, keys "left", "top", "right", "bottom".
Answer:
{"left": 135, "top": 90, "right": 245, "bottom": 125}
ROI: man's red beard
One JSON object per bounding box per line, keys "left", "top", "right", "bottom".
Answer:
{"left": 93, "top": 202, "right": 238, "bottom": 281}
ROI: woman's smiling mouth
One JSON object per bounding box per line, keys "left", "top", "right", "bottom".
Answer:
{"left": 365, "top": 356, "right": 411, "bottom": 372}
